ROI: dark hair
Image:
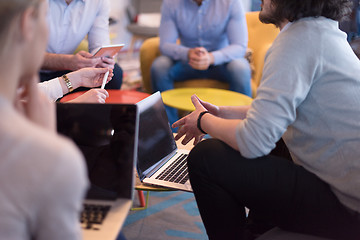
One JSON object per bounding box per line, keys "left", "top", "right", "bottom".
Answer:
{"left": 271, "top": 0, "right": 353, "bottom": 22}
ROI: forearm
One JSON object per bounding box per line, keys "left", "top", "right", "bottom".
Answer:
{"left": 42, "top": 53, "right": 74, "bottom": 71}
{"left": 57, "top": 77, "right": 68, "bottom": 95}
{"left": 201, "top": 114, "right": 241, "bottom": 151}
{"left": 160, "top": 43, "right": 190, "bottom": 62}
{"left": 65, "top": 71, "right": 83, "bottom": 90}
{"left": 218, "top": 105, "right": 250, "bottom": 119}
{"left": 37, "top": 73, "right": 81, "bottom": 102}
{"left": 56, "top": 71, "right": 83, "bottom": 95}
{"left": 211, "top": 44, "right": 247, "bottom": 65}
{"left": 38, "top": 80, "right": 64, "bottom": 102}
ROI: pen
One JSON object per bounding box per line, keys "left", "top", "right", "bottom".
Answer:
{"left": 101, "top": 70, "right": 109, "bottom": 89}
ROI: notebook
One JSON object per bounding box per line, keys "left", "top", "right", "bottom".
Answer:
{"left": 136, "top": 92, "right": 193, "bottom": 192}
{"left": 56, "top": 103, "right": 138, "bottom": 240}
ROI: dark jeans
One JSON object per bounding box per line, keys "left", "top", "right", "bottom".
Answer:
{"left": 187, "top": 138, "right": 360, "bottom": 240}
{"left": 39, "top": 63, "right": 123, "bottom": 92}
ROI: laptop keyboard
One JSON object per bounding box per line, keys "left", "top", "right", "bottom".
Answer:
{"left": 80, "top": 204, "right": 111, "bottom": 229}
{"left": 155, "top": 153, "right": 189, "bottom": 184}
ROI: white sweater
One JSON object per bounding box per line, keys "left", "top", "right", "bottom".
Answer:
{"left": 0, "top": 96, "right": 88, "bottom": 239}
{"left": 236, "top": 17, "right": 360, "bottom": 213}
{"left": 38, "top": 78, "right": 63, "bottom": 102}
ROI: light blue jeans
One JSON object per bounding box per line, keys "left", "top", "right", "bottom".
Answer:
{"left": 151, "top": 55, "right": 252, "bottom": 128}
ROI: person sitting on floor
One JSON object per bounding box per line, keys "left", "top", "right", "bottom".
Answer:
{"left": 173, "top": 0, "right": 360, "bottom": 239}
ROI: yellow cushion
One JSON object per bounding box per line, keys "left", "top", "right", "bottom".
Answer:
{"left": 245, "top": 11, "right": 279, "bottom": 90}
{"left": 74, "top": 39, "right": 89, "bottom": 54}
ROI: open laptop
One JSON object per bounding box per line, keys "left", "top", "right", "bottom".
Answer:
{"left": 136, "top": 92, "right": 193, "bottom": 192}
{"left": 56, "top": 103, "right": 138, "bottom": 240}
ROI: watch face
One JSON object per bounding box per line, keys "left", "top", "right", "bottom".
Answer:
{"left": 62, "top": 75, "right": 73, "bottom": 92}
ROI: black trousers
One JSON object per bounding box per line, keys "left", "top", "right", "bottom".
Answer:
{"left": 39, "top": 63, "right": 123, "bottom": 91}
{"left": 187, "top": 138, "right": 360, "bottom": 240}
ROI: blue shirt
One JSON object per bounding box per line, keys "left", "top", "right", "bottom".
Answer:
{"left": 46, "top": 0, "right": 110, "bottom": 55}
{"left": 159, "top": 0, "right": 248, "bottom": 65}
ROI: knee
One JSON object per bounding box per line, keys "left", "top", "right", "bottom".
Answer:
{"left": 224, "top": 59, "right": 252, "bottom": 95}
{"left": 226, "top": 58, "right": 251, "bottom": 76}
{"left": 113, "top": 63, "right": 123, "bottom": 80}
{"left": 151, "top": 56, "right": 173, "bottom": 77}
{"left": 151, "top": 56, "right": 174, "bottom": 91}
{"left": 187, "top": 139, "right": 226, "bottom": 172}
{"left": 106, "top": 63, "right": 123, "bottom": 89}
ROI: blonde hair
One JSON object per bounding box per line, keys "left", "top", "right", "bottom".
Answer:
{"left": 0, "top": 0, "right": 41, "bottom": 50}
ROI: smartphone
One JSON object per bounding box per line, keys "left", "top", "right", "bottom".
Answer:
{"left": 92, "top": 44, "right": 125, "bottom": 58}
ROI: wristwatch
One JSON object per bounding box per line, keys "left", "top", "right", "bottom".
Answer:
{"left": 62, "top": 74, "right": 73, "bottom": 93}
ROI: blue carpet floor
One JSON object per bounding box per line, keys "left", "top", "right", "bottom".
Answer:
{"left": 122, "top": 191, "right": 208, "bottom": 240}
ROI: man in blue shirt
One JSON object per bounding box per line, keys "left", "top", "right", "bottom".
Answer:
{"left": 40, "top": 0, "right": 123, "bottom": 90}
{"left": 151, "top": 0, "right": 251, "bottom": 125}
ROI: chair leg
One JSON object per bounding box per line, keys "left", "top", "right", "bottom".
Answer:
{"left": 127, "top": 35, "right": 137, "bottom": 59}
{"left": 138, "top": 190, "right": 146, "bottom": 207}
{"left": 131, "top": 190, "right": 150, "bottom": 211}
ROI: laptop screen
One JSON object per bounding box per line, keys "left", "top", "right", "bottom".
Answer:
{"left": 56, "top": 103, "right": 137, "bottom": 200}
{"left": 136, "top": 92, "right": 177, "bottom": 180}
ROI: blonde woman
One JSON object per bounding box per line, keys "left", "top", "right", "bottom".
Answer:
{"left": 0, "top": 0, "right": 88, "bottom": 239}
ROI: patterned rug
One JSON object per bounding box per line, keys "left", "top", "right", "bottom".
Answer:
{"left": 118, "top": 53, "right": 207, "bottom": 240}
{"left": 122, "top": 191, "right": 207, "bottom": 240}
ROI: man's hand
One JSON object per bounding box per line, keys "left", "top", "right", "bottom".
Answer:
{"left": 172, "top": 95, "right": 210, "bottom": 145}
{"left": 70, "top": 51, "right": 103, "bottom": 71}
{"left": 96, "top": 56, "right": 116, "bottom": 69}
{"left": 188, "top": 47, "right": 214, "bottom": 70}
{"left": 196, "top": 95, "right": 220, "bottom": 117}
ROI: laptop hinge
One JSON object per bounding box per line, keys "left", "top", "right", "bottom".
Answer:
{"left": 143, "top": 149, "right": 177, "bottom": 179}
